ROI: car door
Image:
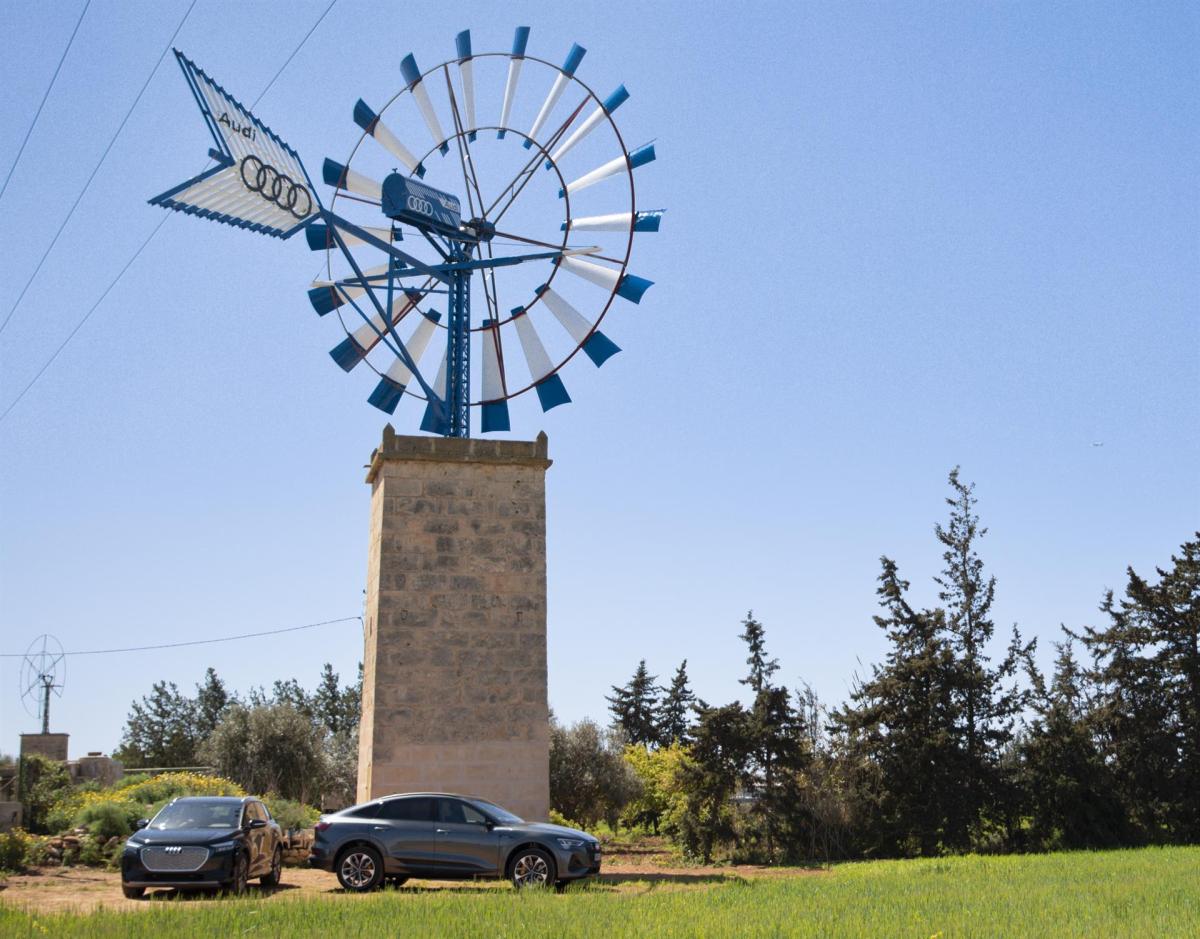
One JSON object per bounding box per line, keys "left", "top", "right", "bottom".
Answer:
{"left": 372, "top": 797, "right": 438, "bottom": 875}
{"left": 434, "top": 798, "right": 502, "bottom": 875}
{"left": 244, "top": 802, "right": 270, "bottom": 876}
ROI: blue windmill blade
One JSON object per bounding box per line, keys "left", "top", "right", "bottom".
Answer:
{"left": 368, "top": 309, "right": 442, "bottom": 413}
{"left": 149, "top": 51, "right": 319, "bottom": 240}
{"left": 511, "top": 307, "right": 571, "bottom": 412}
{"left": 559, "top": 143, "right": 655, "bottom": 199}
{"left": 497, "top": 26, "right": 531, "bottom": 139}
{"left": 322, "top": 159, "right": 383, "bottom": 200}
{"left": 400, "top": 53, "right": 449, "bottom": 155}
{"left": 546, "top": 85, "right": 628, "bottom": 169}
{"left": 562, "top": 210, "right": 664, "bottom": 233}
{"left": 307, "top": 263, "right": 391, "bottom": 315}
{"left": 536, "top": 284, "right": 620, "bottom": 367}
{"left": 524, "top": 43, "right": 586, "bottom": 148}
{"left": 557, "top": 255, "right": 654, "bottom": 304}
{"left": 353, "top": 100, "right": 426, "bottom": 177}
{"left": 306, "top": 222, "right": 393, "bottom": 251}
{"left": 420, "top": 353, "right": 452, "bottom": 433}
{"left": 479, "top": 318, "right": 511, "bottom": 432}
{"left": 455, "top": 31, "right": 478, "bottom": 142}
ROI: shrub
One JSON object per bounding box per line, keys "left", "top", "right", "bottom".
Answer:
{"left": 0, "top": 829, "right": 35, "bottom": 872}
{"left": 76, "top": 800, "right": 143, "bottom": 841}
{"left": 550, "top": 718, "right": 642, "bottom": 829}
{"left": 18, "top": 755, "right": 72, "bottom": 834}
{"left": 265, "top": 796, "right": 320, "bottom": 832}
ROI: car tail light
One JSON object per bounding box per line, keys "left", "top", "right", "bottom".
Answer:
{"left": 315, "top": 821, "right": 331, "bottom": 833}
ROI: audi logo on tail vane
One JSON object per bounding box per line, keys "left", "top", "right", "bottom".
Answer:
{"left": 240, "top": 155, "right": 313, "bottom": 220}
{"left": 381, "top": 173, "right": 462, "bottom": 237}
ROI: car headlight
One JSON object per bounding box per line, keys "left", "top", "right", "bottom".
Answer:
{"left": 124, "top": 839, "right": 142, "bottom": 851}
{"left": 211, "top": 840, "right": 238, "bottom": 852}
{"left": 556, "top": 838, "right": 584, "bottom": 850}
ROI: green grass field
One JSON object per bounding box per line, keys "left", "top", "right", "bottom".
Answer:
{"left": 3, "top": 847, "right": 1197, "bottom": 938}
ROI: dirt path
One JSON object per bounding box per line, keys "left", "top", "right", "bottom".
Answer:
{"left": 0, "top": 859, "right": 826, "bottom": 915}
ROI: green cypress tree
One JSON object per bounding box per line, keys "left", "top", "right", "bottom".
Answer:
{"left": 739, "top": 611, "right": 780, "bottom": 694}
{"left": 606, "top": 660, "right": 662, "bottom": 745}
{"left": 658, "top": 660, "right": 697, "bottom": 743}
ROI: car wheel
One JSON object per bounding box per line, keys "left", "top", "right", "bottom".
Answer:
{"left": 260, "top": 846, "right": 283, "bottom": 888}
{"left": 509, "top": 847, "right": 555, "bottom": 889}
{"left": 337, "top": 846, "right": 384, "bottom": 892}
{"left": 224, "top": 852, "right": 249, "bottom": 896}
{"left": 121, "top": 885, "right": 144, "bottom": 900}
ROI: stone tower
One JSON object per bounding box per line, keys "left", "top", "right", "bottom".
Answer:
{"left": 356, "top": 426, "right": 551, "bottom": 821}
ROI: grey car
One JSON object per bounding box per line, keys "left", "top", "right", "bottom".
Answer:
{"left": 308, "top": 793, "right": 601, "bottom": 891}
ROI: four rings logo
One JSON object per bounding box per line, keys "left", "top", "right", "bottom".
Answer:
{"left": 406, "top": 194, "right": 434, "bottom": 216}
{"left": 239, "top": 155, "right": 312, "bottom": 220}
{"left": 164, "top": 846, "right": 182, "bottom": 855}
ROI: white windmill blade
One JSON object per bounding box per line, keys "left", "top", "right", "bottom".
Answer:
{"left": 480, "top": 318, "right": 511, "bottom": 432}
{"left": 563, "top": 210, "right": 663, "bottom": 233}
{"left": 512, "top": 306, "right": 570, "bottom": 412}
{"left": 353, "top": 100, "right": 427, "bottom": 177}
{"left": 306, "top": 222, "right": 393, "bottom": 251}
{"left": 525, "top": 43, "right": 586, "bottom": 148}
{"left": 497, "top": 26, "right": 530, "bottom": 139}
{"left": 322, "top": 159, "right": 382, "bottom": 200}
{"left": 536, "top": 284, "right": 620, "bottom": 367}
{"left": 558, "top": 254, "right": 654, "bottom": 304}
{"left": 400, "top": 54, "right": 449, "bottom": 155}
{"left": 559, "top": 143, "right": 655, "bottom": 198}
{"left": 369, "top": 308, "right": 443, "bottom": 413}
{"left": 330, "top": 288, "right": 427, "bottom": 371}
{"left": 455, "top": 31, "right": 477, "bottom": 142}
{"left": 546, "top": 85, "right": 629, "bottom": 168}
{"left": 307, "top": 263, "right": 390, "bottom": 315}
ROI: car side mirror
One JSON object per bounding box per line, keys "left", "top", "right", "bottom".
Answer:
{"left": 247, "top": 818, "right": 268, "bottom": 830}
{"left": 484, "top": 820, "right": 495, "bottom": 831}
{"left": 135, "top": 818, "right": 149, "bottom": 830}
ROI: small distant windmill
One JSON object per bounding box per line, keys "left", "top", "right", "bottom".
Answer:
{"left": 20, "top": 634, "right": 65, "bottom": 734}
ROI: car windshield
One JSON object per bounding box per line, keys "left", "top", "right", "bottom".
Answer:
{"left": 150, "top": 801, "right": 241, "bottom": 830}
{"left": 470, "top": 799, "right": 523, "bottom": 824}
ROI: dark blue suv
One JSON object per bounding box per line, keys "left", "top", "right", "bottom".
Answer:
{"left": 309, "top": 793, "right": 601, "bottom": 891}
{"left": 120, "top": 796, "right": 283, "bottom": 898}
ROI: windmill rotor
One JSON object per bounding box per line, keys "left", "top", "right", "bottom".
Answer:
{"left": 19, "top": 633, "right": 65, "bottom": 733}
{"left": 150, "top": 27, "right": 663, "bottom": 437}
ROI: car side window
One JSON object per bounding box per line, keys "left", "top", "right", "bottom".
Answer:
{"left": 251, "top": 802, "right": 268, "bottom": 822}
{"left": 257, "top": 802, "right": 273, "bottom": 821}
{"left": 345, "top": 803, "right": 381, "bottom": 819}
{"left": 438, "top": 799, "right": 488, "bottom": 825}
{"left": 378, "top": 797, "right": 433, "bottom": 821}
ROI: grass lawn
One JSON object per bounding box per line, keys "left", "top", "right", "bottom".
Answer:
{"left": 2, "top": 846, "right": 1196, "bottom": 937}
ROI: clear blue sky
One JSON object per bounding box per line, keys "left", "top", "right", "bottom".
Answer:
{"left": 1, "top": 1, "right": 1197, "bottom": 759}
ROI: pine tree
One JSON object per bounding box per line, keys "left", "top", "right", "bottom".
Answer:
{"left": 194, "top": 667, "right": 231, "bottom": 740}
{"left": 115, "top": 681, "right": 197, "bottom": 767}
{"left": 658, "top": 660, "right": 696, "bottom": 743}
{"left": 606, "top": 660, "right": 662, "bottom": 745}
{"left": 739, "top": 611, "right": 779, "bottom": 694}
{"left": 314, "top": 664, "right": 350, "bottom": 735}
{"left": 1077, "top": 535, "right": 1200, "bottom": 842}
{"left": 678, "top": 702, "right": 753, "bottom": 862}
{"left": 1018, "top": 639, "right": 1127, "bottom": 848}
{"left": 933, "top": 468, "right": 1029, "bottom": 846}
{"left": 832, "top": 558, "right": 963, "bottom": 855}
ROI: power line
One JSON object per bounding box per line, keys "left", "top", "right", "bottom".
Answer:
{"left": 0, "top": 0, "right": 92, "bottom": 205}
{"left": 0, "top": 0, "right": 197, "bottom": 338}
{"left": 0, "top": 0, "right": 340, "bottom": 423}
{"left": 0, "top": 616, "right": 361, "bottom": 658}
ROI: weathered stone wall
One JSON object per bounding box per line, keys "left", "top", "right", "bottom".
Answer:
{"left": 357, "top": 427, "right": 551, "bottom": 822}
{"left": 20, "top": 733, "right": 68, "bottom": 761}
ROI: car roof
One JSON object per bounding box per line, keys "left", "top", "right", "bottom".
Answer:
{"left": 170, "top": 796, "right": 253, "bottom": 804}
{"left": 376, "top": 792, "right": 485, "bottom": 801}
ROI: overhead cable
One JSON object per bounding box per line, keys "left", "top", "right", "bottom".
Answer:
{"left": 0, "top": 0, "right": 340, "bottom": 422}
{"left": 0, "top": 616, "right": 362, "bottom": 658}
{"left": 0, "top": 0, "right": 92, "bottom": 206}
{"left": 0, "top": 0, "right": 197, "bottom": 338}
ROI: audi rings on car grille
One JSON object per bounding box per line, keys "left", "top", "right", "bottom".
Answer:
{"left": 240, "top": 154, "right": 312, "bottom": 219}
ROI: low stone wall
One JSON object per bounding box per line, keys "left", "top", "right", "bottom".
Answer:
{"left": 281, "top": 828, "right": 314, "bottom": 867}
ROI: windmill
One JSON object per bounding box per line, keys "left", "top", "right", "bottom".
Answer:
{"left": 19, "top": 634, "right": 65, "bottom": 734}
{"left": 150, "top": 28, "right": 662, "bottom": 437}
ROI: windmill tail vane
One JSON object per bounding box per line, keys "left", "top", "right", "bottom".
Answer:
{"left": 149, "top": 30, "right": 662, "bottom": 438}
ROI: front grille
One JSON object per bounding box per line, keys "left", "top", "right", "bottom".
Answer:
{"left": 140, "top": 846, "right": 210, "bottom": 872}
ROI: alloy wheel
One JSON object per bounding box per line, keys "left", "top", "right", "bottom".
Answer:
{"left": 512, "top": 852, "right": 550, "bottom": 888}
{"left": 340, "top": 851, "right": 377, "bottom": 889}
